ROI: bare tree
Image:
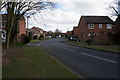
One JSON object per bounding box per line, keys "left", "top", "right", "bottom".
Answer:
{"left": 54, "top": 28, "right": 61, "bottom": 37}
{"left": 1, "top": 0, "right": 55, "bottom": 49}
{"left": 107, "top": 0, "right": 120, "bottom": 16}
{"left": 55, "top": 28, "right": 61, "bottom": 34}
{"left": 107, "top": 0, "right": 120, "bottom": 44}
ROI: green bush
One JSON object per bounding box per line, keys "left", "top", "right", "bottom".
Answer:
{"left": 39, "top": 38, "right": 44, "bottom": 40}
{"left": 28, "top": 32, "right": 32, "bottom": 40}
{"left": 39, "top": 34, "right": 44, "bottom": 40}
{"left": 40, "top": 34, "right": 44, "bottom": 38}
{"left": 33, "top": 35, "right": 38, "bottom": 39}
{"left": 22, "top": 35, "right": 31, "bottom": 44}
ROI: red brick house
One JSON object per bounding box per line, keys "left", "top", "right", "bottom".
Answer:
{"left": 73, "top": 26, "right": 79, "bottom": 37}
{"left": 75, "top": 16, "right": 114, "bottom": 44}
{"left": 28, "top": 27, "right": 45, "bottom": 39}
{"left": 0, "top": 14, "right": 26, "bottom": 42}
{"left": 66, "top": 31, "right": 73, "bottom": 36}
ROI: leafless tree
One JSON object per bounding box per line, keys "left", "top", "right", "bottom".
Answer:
{"left": 107, "top": 0, "right": 120, "bottom": 44}
{"left": 54, "top": 28, "right": 61, "bottom": 36}
{"left": 55, "top": 28, "right": 61, "bottom": 34}
{"left": 0, "top": 0, "right": 55, "bottom": 49}
{"left": 107, "top": 0, "right": 120, "bottom": 16}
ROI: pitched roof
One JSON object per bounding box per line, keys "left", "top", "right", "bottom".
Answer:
{"left": 31, "top": 27, "right": 44, "bottom": 32}
{"left": 82, "top": 16, "right": 114, "bottom": 24}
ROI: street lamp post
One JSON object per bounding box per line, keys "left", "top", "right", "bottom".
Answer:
{"left": 27, "top": 16, "right": 30, "bottom": 36}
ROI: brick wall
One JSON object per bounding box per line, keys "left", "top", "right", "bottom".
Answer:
{"left": 73, "top": 27, "right": 80, "bottom": 38}
{"left": 77, "top": 17, "right": 88, "bottom": 42}
{"left": 75, "top": 17, "right": 114, "bottom": 44}
{"left": 19, "top": 18, "right": 26, "bottom": 36}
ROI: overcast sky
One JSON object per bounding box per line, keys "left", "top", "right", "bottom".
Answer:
{"left": 28, "top": 0, "right": 114, "bottom": 33}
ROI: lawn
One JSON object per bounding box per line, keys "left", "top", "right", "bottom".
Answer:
{"left": 83, "top": 45, "right": 119, "bottom": 53}
{"left": 2, "top": 46, "right": 79, "bottom": 78}
{"left": 30, "top": 40, "right": 40, "bottom": 43}
{"left": 69, "top": 41, "right": 119, "bottom": 53}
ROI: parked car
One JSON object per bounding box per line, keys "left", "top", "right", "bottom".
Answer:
{"left": 45, "top": 36, "right": 51, "bottom": 39}
{"left": 68, "top": 36, "right": 79, "bottom": 41}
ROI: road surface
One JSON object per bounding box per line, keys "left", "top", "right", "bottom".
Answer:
{"left": 30, "top": 38, "right": 119, "bottom": 78}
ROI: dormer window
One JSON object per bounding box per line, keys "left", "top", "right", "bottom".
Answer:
{"left": 88, "top": 24, "right": 94, "bottom": 29}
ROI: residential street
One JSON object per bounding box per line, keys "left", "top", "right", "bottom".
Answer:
{"left": 30, "top": 38, "right": 119, "bottom": 78}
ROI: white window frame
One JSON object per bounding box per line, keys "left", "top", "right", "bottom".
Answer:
{"left": 88, "top": 24, "right": 94, "bottom": 29}
{"left": 99, "top": 24, "right": 102, "bottom": 28}
{"left": 107, "top": 24, "right": 112, "bottom": 29}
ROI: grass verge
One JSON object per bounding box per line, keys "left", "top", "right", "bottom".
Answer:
{"left": 67, "top": 41, "right": 119, "bottom": 53}
{"left": 30, "top": 40, "right": 40, "bottom": 43}
{"left": 81, "top": 45, "right": 119, "bottom": 53}
{"left": 2, "top": 46, "right": 79, "bottom": 78}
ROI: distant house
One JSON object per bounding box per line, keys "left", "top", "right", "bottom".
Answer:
{"left": 44, "top": 31, "right": 53, "bottom": 38}
{"left": 28, "top": 27, "right": 45, "bottom": 39}
{"left": 74, "top": 16, "right": 114, "bottom": 44}
{"left": 66, "top": 31, "right": 74, "bottom": 36}
{"left": 0, "top": 14, "right": 26, "bottom": 42}
{"left": 73, "top": 26, "right": 79, "bottom": 37}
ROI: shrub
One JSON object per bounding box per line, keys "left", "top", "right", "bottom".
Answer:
{"left": 33, "top": 35, "right": 38, "bottom": 39}
{"left": 39, "top": 34, "right": 44, "bottom": 38}
{"left": 86, "top": 39, "right": 91, "bottom": 45}
{"left": 28, "top": 32, "right": 32, "bottom": 40}
{"left": 39, "top": 34, "right": 44, "bottom": 40}
{"left": 22, "top": 35, "right": 31, "bottom": 44}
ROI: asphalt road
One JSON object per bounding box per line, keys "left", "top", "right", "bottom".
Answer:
{"left": 30, "top": 38, "right": 119, "bottom": 78}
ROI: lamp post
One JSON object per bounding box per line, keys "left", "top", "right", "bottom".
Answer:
{"left": 27, "top": 16, "right": 30, "bottom": 35}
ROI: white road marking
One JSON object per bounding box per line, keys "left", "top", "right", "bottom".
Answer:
{"left": 63, "top": 47, "right": 75, "bottom": 52}
{"left": 81, "top": 53, "right": 117, "bottom": 64}
{"left": 56, "top": 45, "right": 75, "bottom": 52}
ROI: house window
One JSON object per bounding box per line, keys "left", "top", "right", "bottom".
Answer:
{"left": 99, "top": 24, "right": 102, "bottom": 28}
{"left": 88, "top": 24, "right": 94, "bottom": 29}
{"left": 107, "top": 24, "right": 112, "bottom": 29}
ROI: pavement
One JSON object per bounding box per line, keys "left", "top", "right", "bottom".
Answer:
{"left": 29, "top": 38, "right": 119, "bottom": 79}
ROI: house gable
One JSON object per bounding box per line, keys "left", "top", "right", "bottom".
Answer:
{"left": 75, "top": 16, "right": 114, "bottom": 44}
{"left": 31, "top": 27, "right": 44, "bottom": 34}
{"left": 83, "top": 16, "right": 114, "bottom": 24}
